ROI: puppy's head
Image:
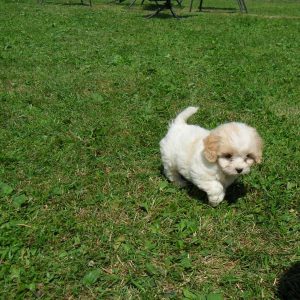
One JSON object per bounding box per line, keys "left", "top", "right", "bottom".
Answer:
{"left": 203, "top": 122, "right": 263, "bottom": 176}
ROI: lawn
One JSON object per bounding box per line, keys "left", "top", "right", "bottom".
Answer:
{"left": 0, "top": 0, "right": 299, "bottom": 298}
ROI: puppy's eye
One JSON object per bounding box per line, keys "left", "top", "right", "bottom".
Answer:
{"left": 246, "top": 154, "right": 254, "bottom": 160}
{"left": 223, "top": 153, "right": 232, "bottom": 159}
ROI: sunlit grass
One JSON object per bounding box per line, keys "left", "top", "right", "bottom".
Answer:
{"left": 0, "top": 0, "right": 299, "bottom": 298}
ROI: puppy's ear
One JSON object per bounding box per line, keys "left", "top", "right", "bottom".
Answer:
{"left": 253, "top": 134, "right": 263, "bottom": 164}
{"left": 203, "top": 133, "right": 219, "bottom": 162}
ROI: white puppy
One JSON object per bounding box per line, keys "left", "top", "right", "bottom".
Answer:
{"left": 160, "top": 107, "right": 263, "bottom": 207}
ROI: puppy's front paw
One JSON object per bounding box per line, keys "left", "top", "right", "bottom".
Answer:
{"left": 208, "top": 192, "right": 225, "bottom": 207}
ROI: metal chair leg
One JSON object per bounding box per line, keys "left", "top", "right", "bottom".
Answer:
{"left": 199, "top": 0, "right": 203, "bottom": 11}
{"left": 169, "top": 6, "right": 179, "bottom": 18}
{"left": 237, "top": 0, "right": 247, "bottom": 12}
{"left": 189, "top": 0, "right": 193, "bottom": 11}
{"left": 129, "top": 0, "right": 137, "bottom": 7}
{"left": 236, "top": 0, "right": 242, "bottom": 12}
{"left": 240, "top": 0, "right": 247, "bottom": 12}
{"left": 191, "top": 0, "right": 247, "bottom": 13}
{"left": 175, "top": 0, "right": 182, "bottom": 7}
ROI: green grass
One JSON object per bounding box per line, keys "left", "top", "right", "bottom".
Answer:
{"left": 0, "top": 0, "right": 299, "bottom": 298}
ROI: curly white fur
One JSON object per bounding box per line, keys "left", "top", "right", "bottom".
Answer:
{"left": 160, "top": 107, "right": 263, "bottom": 207}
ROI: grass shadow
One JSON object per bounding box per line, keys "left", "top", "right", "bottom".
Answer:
{"left": 200, "top": 6, "right": 238, "bottom": 13}
{"left": 61, "top": 3, "right": 91, "bottom": 6}
{"left": 225, "top": 181, "right": 247, "bottom": 204}
{"left": 121, "top": 0, "right": 192, "bottom": 18}
{"left": 277, "top": 261, "right": 300, "bottom": 300}
{"left": 187, "top": 183, "right": 209, "bottom": 205}
{"left": 159, "top": 166, "right": 247, "bottom": 205}
{"left": 142, "top": 8, "right": 195, "bottom": 18}
{"left": 40, "top": 1, "right": 91, "bottom": 6}
{"left": 142, "top": 2, "right": 183, "bottom": 9}
{"left": 187, "top": 181, "right": 246, "bottom": 206}
{"left": 143, "top": 13, "right": 189, "bottom": 19}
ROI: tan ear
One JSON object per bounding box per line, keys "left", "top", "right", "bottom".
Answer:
{"left": 203, "top": 133, "right": 219, "bottom": 162}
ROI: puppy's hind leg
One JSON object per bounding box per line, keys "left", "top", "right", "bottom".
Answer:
{"left": 163, "top": 166, "right": 187, "bottom": 187}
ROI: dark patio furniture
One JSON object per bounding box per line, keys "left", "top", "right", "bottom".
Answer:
{"left": 130, "top": 0, "right": 182, "bottom": 7}
{"left": 189, "top": 0, "right": 247, "bottom": 13}
{"left": 129, "top": 0, "right": 159, "bottom": 7}
{"left": 129, "top": 0, "right": 182, "bottom": 15}
{"left": 146, "top": 0, "right": 180, "bottom": 18}
{"left": 129, "top": 0, "right": 160, "bottom": 8}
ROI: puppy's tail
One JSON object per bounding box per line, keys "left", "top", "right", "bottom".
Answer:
{"left": 173, "top": 106, "right": 199, "bottom": 125}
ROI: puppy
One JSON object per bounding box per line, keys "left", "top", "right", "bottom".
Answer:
{"left": 160, "top": 107, "right": 263, "bottom": 207}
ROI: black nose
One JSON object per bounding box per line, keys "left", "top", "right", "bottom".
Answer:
{"left": 236, "top": 168, "right": 243, "bottom": 174}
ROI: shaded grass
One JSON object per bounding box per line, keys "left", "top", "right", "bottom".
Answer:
{"left": 0, "top": 0, "right": 299, "bottom": 298}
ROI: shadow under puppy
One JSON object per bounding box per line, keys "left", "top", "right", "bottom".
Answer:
{"left": 160, "top": 107, "right": 263, "bottom": 207}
